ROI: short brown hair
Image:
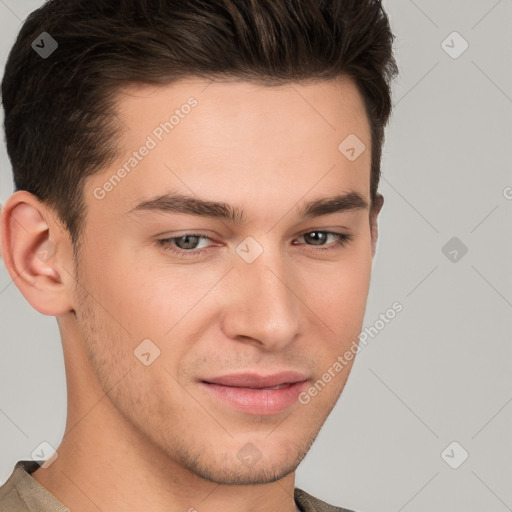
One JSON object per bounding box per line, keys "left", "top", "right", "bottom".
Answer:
{"left": 2, "top": 0, "right": 398, "bottom": 249}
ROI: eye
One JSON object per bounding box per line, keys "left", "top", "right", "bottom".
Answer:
{"left": 157, "top": 233, "right": 214, "bottom": 257}
{"left": 294, "top": 231, "right": 353, "bottom": 252}
{"left": 157, "top": 230, "right": 353, "bottom": 257}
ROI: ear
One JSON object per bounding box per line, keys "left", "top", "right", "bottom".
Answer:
{"left": 0, "top": 190, "right": 76, "bottom": 316}
{"left": 369, "top": 193, "right": 384, "bottom": 258}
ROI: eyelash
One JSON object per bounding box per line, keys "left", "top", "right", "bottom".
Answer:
{"left": 157, "top": 231, "right": 353, "bottom": 257}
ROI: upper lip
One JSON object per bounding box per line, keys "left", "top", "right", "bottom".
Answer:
{"left": 202, "top": 371, "right": 308, "bottom": 389}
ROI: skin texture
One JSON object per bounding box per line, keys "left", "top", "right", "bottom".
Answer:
{"left": 0, "top": 76, "right": 383, "bottom": 512}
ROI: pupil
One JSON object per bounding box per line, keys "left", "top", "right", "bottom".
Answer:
{"left": 178, "top": 235, "right": 199, "bottom": 249}
{"left": 306, "top": 232, "right": 326, "bottom": 245}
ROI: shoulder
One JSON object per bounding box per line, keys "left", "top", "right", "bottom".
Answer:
{"left": 0, "top": 461, "right": 30, "bottom": 511}
{"left": 0, "top": 461, "right": 69, "bottom": 512}
{"left": 294, "top": 487, "right": 358, "bottom": 512}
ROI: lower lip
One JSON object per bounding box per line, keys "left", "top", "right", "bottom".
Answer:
{"left": 200, "top": 381, "right": 308, "bottom": 415}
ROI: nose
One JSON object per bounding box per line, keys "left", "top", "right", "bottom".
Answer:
{"left": 220, "top": 247, "right": 301, "bottom": 351}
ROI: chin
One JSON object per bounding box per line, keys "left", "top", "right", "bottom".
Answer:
{"left": 171, "top": 431, "right": 319, "bottom": 485}
{"left": 184, "top": 453, "right": 301, "bottom": 485}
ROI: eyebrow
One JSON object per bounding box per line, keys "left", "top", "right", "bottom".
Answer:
{"left": 127, "top": 191, "right": 368, "bottom": 222}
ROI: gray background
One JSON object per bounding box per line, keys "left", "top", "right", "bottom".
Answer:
{"left": 1, "top": 1, "right": 511, "bottom": 511}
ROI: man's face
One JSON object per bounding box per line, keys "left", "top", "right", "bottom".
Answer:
{"left": 72, "top": 77, "right": 377, "bottom": 484}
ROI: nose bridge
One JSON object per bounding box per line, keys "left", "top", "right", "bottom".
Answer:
{"left": 222, "top": 243, "right": 301, "bottom": 348}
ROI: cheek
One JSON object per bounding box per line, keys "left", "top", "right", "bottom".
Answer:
{"left": 74, "top": 242, "right": 161, "bottom": 362}
{"left": 297, "top": 243, "right": 373, "bottom": 329}
{"left": 81, "top": 240, "right": 227, "bottom": 358}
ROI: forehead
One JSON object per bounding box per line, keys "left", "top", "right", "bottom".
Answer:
{"left": 86, "top": 77, "right": 372, "bottom": 223}
{"left": 115, "top": 76, "right": 369, "bottom": 139}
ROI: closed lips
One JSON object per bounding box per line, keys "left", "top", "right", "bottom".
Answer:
{"left": 200, "top": 372, "right": 309, "bottom": 415}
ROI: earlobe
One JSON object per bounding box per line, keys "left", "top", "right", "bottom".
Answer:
{"left": 0, "top": 190, "right": 75, "bottom": 316}
{"left": 370, "top": 193, "right": 384, "bottom": 257}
